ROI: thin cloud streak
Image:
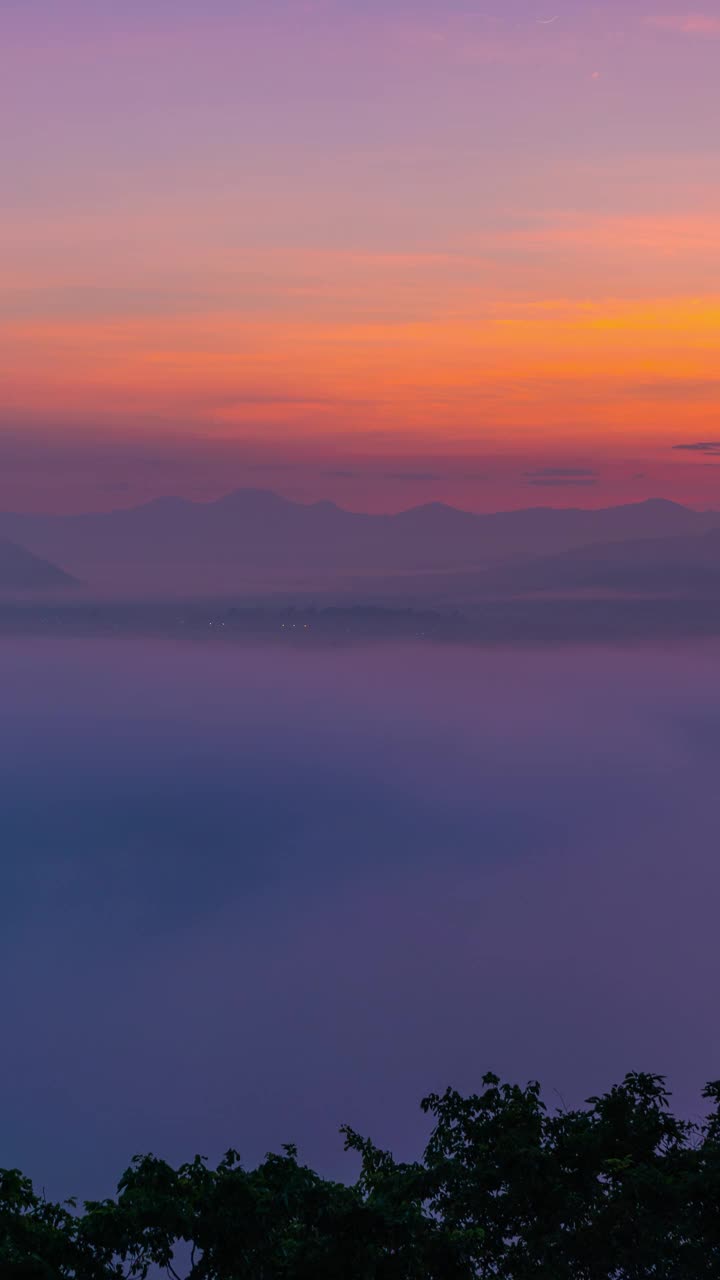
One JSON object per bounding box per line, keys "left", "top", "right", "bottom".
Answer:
{"left": 525, "top": 468, "right": 598, "bottom": 478}
{"left": 646, "top": 13, "right": 720, "bottom": 35}
{"left": 673, "top": 441, "right": 720, "bottom": 455}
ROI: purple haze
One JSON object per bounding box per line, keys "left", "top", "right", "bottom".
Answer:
{"left": 2, "top": 636, "right": 718, "bottom": 1198}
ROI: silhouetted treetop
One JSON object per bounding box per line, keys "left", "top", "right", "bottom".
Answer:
{"left": 3, "top": 1072, "right": 720, "bottom": 1278}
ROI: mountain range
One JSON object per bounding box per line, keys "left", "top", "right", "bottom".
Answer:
{"left": 0, "top": 489, "right": 718, "bottom": 596}
{"left": 0, "top": 538, "right": 77, "bottom": 592}
{"left": 475, "top": 526, "right": 720, "bottom": 598}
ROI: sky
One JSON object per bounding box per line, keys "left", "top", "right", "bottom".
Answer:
{"left": 3, "top": 0, "right": 720, "bottom": 511}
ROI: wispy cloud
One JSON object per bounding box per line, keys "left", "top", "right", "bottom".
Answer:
{"left": 625, "top": 378, "right": 720, "bottom": 401}
{"left": 672, "top": 441, "right": 720, "bottom": 455}
{"left": 246, "top": 462, "right": 300, "bottom": 473}
{"left": 646, "top": 13, "right": 720, "bottom": 35}
{"left": 383, "top": 15, "right": 577, "bottom": 69}
{"left": 524, "top": 467, "right": 598, "bottom": 488}
{"left": 384, "top": 470, "right": 440, "bottom": 482}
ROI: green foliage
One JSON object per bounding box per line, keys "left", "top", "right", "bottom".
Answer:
{"left": 0, "top": 1167, "right": 117, "bottom": 1279}
{"left": 4, "top": 1073, "right": 720, "bottom": 1277}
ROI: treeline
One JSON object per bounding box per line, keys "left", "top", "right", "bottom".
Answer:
{"left": 3, "top": 1072, "right": 720, "bottom": 1278}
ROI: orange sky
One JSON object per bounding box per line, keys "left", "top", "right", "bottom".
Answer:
{"left": 3, "top": 0, "right": 720, "bottom": 510}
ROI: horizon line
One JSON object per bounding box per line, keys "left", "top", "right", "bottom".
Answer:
{"left": 1, "top": 489, "right": 714, "bottom": 522}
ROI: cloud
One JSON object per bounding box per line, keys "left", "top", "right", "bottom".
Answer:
{"left": 383, "top": 15, "right": 577, "bottom": 69}
{"left": 384, "top": 470, "right": 441, "bottom": 482}
{"left": 524, "top": 467, "right": 598, "bottom": 488}
{"left": 672, "top": 441, "right": 720, "bottom": 455}
{"left": 221, "top": 395, "right": 354, "bottom": 408}
{"left": 321, "top": 468, "right": 446, "bottom": 482}
{"left": 626, "top": 379, "right": 720, "bottom": 401}
{"left": 246, "top": 462, "right": 300, "bottom": 473}
{"left": 646, "top": 13, "right": 720, "bottom": 35}
{"left": 526, "top": 479, "right": 598, "bottom": 488}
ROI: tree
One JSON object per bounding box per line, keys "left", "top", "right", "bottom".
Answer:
{"left": 418, "top": 1071, "right": 716, "bottom": 1278}
{"left": 3, "top": 1072, "right": 720, "bottom": 1277}
{"left": 0, "top": 1167, "right": 117, "bottom": 1280}
{"left": 81, "top": 1142, "right": 471, "bottom": 1280}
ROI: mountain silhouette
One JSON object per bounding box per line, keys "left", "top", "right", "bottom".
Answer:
{"left": 477, "top": 525, "right": 720, "bottom": 597}
{"left": 0, "top": 538, "right": 77, "bottom": 591}
{"left": 0, "top": 490, "right": 716, "bottom": 594}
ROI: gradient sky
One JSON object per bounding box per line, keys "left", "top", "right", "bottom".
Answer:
{"left": 3, "top": 0, "right": 720, "bottom": 510}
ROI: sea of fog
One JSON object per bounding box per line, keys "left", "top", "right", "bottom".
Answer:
{"left": 2, "top": 636, "right": 719, "bottom": 1199}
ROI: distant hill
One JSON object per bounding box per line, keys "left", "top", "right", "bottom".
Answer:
{"left": 477, "top": 526, "right": 720, "bottom": 597}
{"left": 0, "top": 490, "right": 716, "bottom": 594}
{"left": 0, "top": 538, "right": 76, "bottom": 592}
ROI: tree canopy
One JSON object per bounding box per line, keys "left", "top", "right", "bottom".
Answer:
{"left": 3, "top": 1072, "right": 720, "bottom": 1278}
